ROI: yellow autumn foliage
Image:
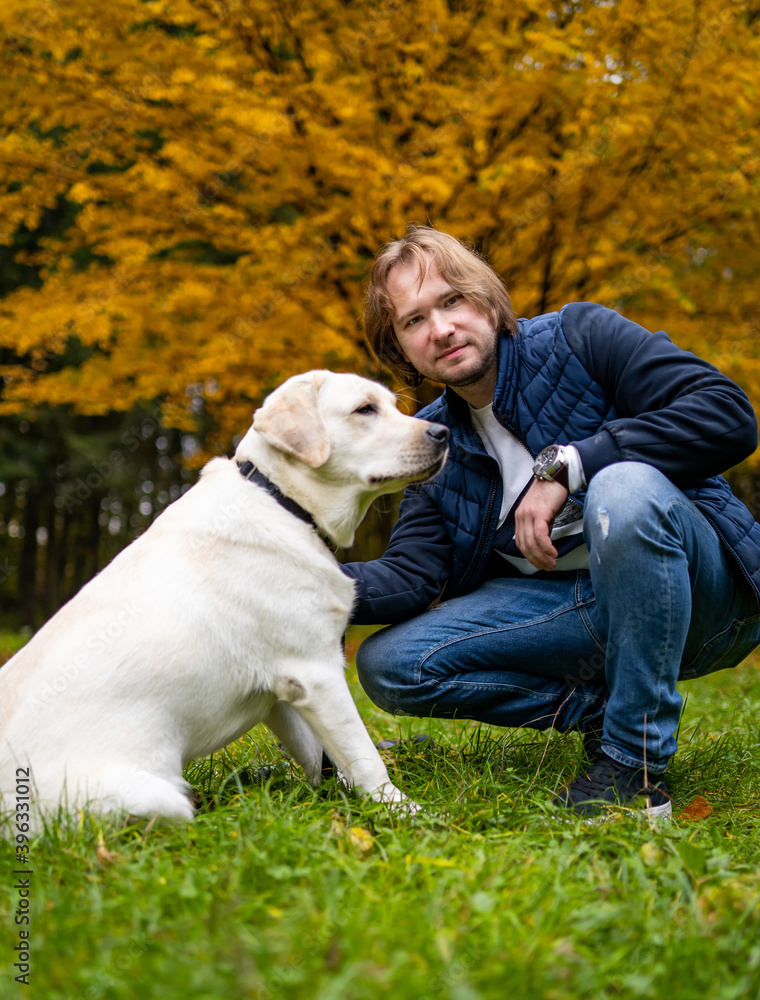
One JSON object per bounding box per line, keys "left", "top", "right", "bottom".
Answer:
{"left": 0, "top": 0, "right": 758, "bottom": 462}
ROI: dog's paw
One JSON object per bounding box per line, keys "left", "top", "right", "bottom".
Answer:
{"left": 371, "top": 782, "right": 421, "bottom": 816}
{"left": 394, "top": 797, "right": 422, "bottom": 817}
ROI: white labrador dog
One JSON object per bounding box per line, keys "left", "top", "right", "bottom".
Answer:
{"left": 0, "top": 371, "right": 449, "bottom": 832}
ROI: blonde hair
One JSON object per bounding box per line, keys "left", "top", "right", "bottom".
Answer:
{"left": 363, "top": 226, "right": 518, "bottom": 386}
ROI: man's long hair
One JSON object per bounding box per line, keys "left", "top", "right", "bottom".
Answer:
{"left": 363, "top": 226, "right": 519, "bottom": 386}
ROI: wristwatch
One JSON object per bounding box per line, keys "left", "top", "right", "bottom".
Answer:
{"left": 533, "top": 444, "right": 570, "bottom": 490}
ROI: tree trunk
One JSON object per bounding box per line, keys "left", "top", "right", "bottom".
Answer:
{"left": 19, "top": 488, "right": 40, "bottom": 629}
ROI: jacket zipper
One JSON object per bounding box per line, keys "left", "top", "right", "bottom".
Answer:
{"left": 456, "top": 409, "right": 532, "bottom": 595}
{"left": 456, "top": 468, "right": 500, "bottom": 594}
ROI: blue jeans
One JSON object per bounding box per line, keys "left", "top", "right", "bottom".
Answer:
{"left": 356, "top": 463, "right": 760, "bottom": 773}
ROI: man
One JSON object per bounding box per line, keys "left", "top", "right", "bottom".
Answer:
{"left": 342, "top": 225, "right": 760, "bottom": 819}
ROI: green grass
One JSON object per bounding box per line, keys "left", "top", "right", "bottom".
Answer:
{"left": 2, "top": 628, "right": 760, "bottom": 999}
{"left": 0, "top": 632, "right": 30, "bottom": 657}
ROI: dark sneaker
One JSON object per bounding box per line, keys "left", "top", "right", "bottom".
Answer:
{"left": 581, "top": 717, "right": 605, "bottom": 762}
{"left": 554, "top": 755, "right": 672, "bottom": 821}
{"left": 375, "top": 734, "right": 436, "bottom": 751}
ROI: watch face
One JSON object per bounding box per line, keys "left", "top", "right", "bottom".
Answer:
{"left": 535, "top": 445, "right": 560, "bottom": 476}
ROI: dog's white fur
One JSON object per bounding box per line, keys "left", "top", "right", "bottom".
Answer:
{"left": 0, "top": 371, "right": 448, "bottom": 831}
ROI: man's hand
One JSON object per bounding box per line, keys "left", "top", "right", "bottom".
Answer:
{"left": 514, "top": 478, "right": 570, "bottom": 571}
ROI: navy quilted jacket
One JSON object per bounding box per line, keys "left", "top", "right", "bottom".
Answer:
{"left": 343, "top": 302, "right": 760, "bottom": 623}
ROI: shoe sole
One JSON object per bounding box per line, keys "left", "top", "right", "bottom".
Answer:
{"left": 644, "top": 799, "right": 672, "bottom": 820}
{"left": 570, "top": 798, "right": 673, "bottom": 826}
{"left": 375, "top": 735, "right": 436, "bottom": 751}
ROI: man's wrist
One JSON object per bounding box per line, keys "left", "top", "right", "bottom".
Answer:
{"left": 564, "top": 445, "right": 586, "bottom": 494}
{"left": 532, "top": 444, "right": 586, "bottom": 493}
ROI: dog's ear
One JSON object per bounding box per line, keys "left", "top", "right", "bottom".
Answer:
{"left": 253, "top": 373, "right": 331, "bottom": 468}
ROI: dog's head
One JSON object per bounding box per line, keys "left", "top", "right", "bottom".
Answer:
{"left": 234, "top": 371, "right": 449, "bottom": 545}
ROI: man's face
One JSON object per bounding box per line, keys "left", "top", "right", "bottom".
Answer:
{"left": 387, "top": 256, "right": 499, "bottom": 401}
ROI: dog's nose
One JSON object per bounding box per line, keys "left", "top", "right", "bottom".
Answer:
{"left": 426, "top": 424, "right": 450, "bottom": 445}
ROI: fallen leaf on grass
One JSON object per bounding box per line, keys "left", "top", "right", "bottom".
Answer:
{"left": 640, "top": 841, "right": 664, "bottom": 865}
{"left": 95, "top": 832, "right": 119, "bottom": 866}
{"left": 348, "top": 826, "right": 374, "bottom": 852}
{"left": 679, "top": 795, "right": 713, "bottom": 821}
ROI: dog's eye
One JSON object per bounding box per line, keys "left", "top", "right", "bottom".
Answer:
{"left": 353, "top": 403, "right": 377, "bottom": 415}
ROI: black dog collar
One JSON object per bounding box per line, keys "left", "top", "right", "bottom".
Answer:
{"left": 237, "top": 461, "right": 329, "bottom": 545}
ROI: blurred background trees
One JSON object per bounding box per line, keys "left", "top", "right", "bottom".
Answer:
{"left": 1, "top": 0, "right": 759, "bottom": 628}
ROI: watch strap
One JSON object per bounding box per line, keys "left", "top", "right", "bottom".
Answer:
{"left": 533, "top": 445, "right": 571, "bottom": 489}
{"left": 550, "top": 462, "right": 570, "bottom": 490}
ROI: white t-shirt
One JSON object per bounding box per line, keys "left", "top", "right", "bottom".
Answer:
{"left": 469, "top": 402, "right": 589, "bottom": 575}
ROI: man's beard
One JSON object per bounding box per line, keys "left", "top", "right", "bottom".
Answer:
{"left": 421, "top": 340, "right": 498, "bottom": 389}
